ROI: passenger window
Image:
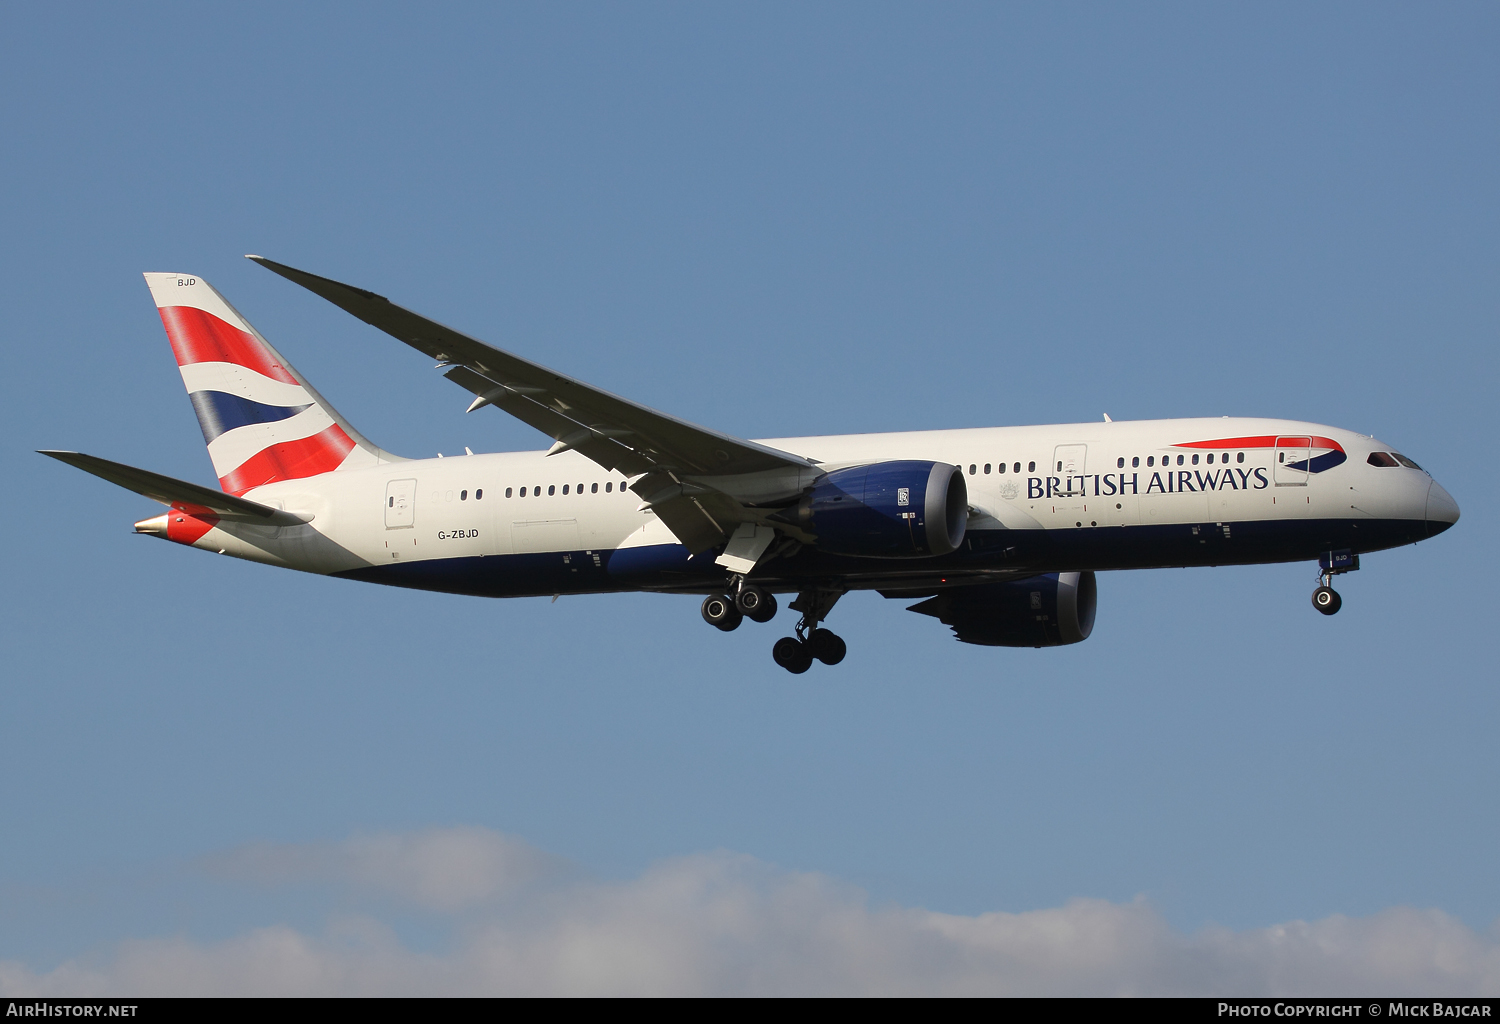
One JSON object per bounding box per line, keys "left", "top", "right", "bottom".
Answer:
{"left": 534, "top": 486, "right": 541, "bottom": 496}
{"left": 388, "top": 496, "right": 393, "bottom": 507}
{"left": 592, "top": 483, "right": 599, "bottom": 493}
{"left": 476, "top": 489, "right": 483, "bottom": 500}
{"left": 505, "top": 487, "right": 513, "bottom": 498}
{"left": 969, "top": 464, "right": 976, "bottom": 475}
{"left": 577, "top": 483, "right": 583, "bottom": 493}
{"left": 1367, "top": 452, "right": 1399, "bottom": 468}
{"left": 983, "top": 464, "right": 991, "bottom": 474}
{"left": 1027, "top": 462, "right": 1035, "bottom": 473}
{"left": 998, "top": 463, "right": 1006, "bottom": 474}
{"left": 549, "top": 485, "right": 556, "bottom": 496}
{"left": 562, "top": 485, "right": 569, "bottom": 495}
{"left": 1393, "top": 454, "right": 1423, "bottom": 471}
{"left": 1132, "top": 457, "right": 1139, "bottom": 468}
{"left": 606, "top": 482, "right": 613, "bottom": 492}
{"left": 1176, "top": 455, "right": 1184, "bottom": 466}
{"left": 1192, "top": 454, "right": 1199, "bottom": 465}
{"left": 1117, "top": 457, "right": 1124, "bottom": 468}
{"left": 1279, "top": 452, "right": 1285, "bottom": 463}
{"left": 461, "top": 490, "right": 468, "bottom": 500}
{"left": 1221, "top": 452, "right": 1228, "bottom": 463}
{"left": 1237, "top": 452, "right": 1244, "bottom": 463}
{"left": 1206, "top": 454, "right": 1213, "bottom": 464}
{"left": 1056, "top": 461, "right": 1063, "bottom": 472}
{"left": 1147, "top": 456, "right": 1154, "bottom": 467}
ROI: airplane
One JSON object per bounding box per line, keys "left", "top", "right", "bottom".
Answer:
{"left": 41, "top": 258, "right": 1460, "bottom": 673}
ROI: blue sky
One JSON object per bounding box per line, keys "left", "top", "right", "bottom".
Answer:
{"left": 1, "top": 2, "right": 1497, "bottom": 995}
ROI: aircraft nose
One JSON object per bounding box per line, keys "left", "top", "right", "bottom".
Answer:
{"left": 1426, "top": 480, "right": 1460, "bottom": 536}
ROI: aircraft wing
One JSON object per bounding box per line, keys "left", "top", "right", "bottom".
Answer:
{"left": 38, "top": 451, "right": 309, "bottom": 524}
{"left": 247, "top": 256, "right": 818, "bottom": 555}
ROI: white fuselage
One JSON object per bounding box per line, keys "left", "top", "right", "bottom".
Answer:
{"left": 154, "top": 416, "right": 1454, "bottom": 600}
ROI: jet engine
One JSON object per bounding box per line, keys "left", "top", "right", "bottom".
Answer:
{"left": 907, "top": 571, "right": 1097, "bottom": 647}
{"left": 787, "top": 461, "right": 967, "bottom": 558}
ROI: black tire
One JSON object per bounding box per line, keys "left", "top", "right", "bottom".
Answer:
{"left": 702, "top": 594, "right": 743, "bottom": 631}
{"left": 1312, "top": 586, "right": 1342, "bottom": 616}
{"left": 740, "top": 589, "right": 778, "bottom": 623}
{"left": 808, "top": 628, "right": 847, "bottom": 666}
{"left": 735, "top": 585, "right": 764, "bottom": 617}
{"left": 772, "top": 636, "right": 813, "bottom": 674}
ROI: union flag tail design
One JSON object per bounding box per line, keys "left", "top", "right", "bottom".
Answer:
{"left": 144, "top": 273, "right": 396, "bottom": 495}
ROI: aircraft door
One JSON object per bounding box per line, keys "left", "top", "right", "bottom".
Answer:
{"left": 385, "top": 478, "right": 417, "bottom": 528}
{"left": 1274, "top": 436, "right": 1311, "bottom": 486}
{"left": 1047, "top": 444, "right": 1090, "bottom": 525}
{"left": 1053, "top": 444, "right": 1087, "bottom": 491}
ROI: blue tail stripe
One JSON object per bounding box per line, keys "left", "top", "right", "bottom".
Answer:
{"left": 188, "top": 390, "right": 312, "bottom": 444}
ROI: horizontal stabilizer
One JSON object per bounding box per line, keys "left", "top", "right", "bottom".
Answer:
{"left": 38, "top": 451, "right": 309, "bottom": 524}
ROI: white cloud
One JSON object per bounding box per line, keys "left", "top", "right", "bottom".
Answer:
{"left": 3, "top": 829, "right": 1498, "bottom": 996}
{"left": 197, "top": 826, "right": 565, "bottom": 912}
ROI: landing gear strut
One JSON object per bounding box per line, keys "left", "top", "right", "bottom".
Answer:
{"left": 1311, "top": 550, "right": 1359, "bottom": 617}
{"left": 772, "top": 587, "right": 846, "bottom": 673}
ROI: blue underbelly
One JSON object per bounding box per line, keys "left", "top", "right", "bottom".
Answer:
{"left": 333, "top": 517, "right": 1430, "bottom": 599}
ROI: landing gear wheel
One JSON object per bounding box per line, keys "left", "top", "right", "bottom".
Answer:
{"left": 702, "top": 594, "right": 743, "bottom": 631}
{"left": 772, "top": 636, "right": 813, "bottom": 674}
{"left": 1312, "top": 585, "right": 1342, "bottom": 616}
{"left": 736, "top": 586, "right": 777, "bottom": 623}
{"left": 808, "top": 628, "right": 846, "bottom": 665}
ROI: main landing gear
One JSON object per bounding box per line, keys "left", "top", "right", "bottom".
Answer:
{"left": 701, "top": 579, "right": 778, "bottom": 632}
{"left": 771, "top": 588, "right": 846, "bottom": 674}
{"left": 701, "top": 580, "right": 848, "bottom": 673}
{"left": 1311, "top": 550, "right": 1359, "bottom": 617}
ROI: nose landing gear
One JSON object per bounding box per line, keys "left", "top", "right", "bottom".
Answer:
{"left": 1312, "top": 584, "right": 1341, "bottom": 615}
{"left": 1311, "top": 549, "right": 1359, "bottom": 616}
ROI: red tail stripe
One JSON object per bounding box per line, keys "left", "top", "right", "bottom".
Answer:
{"left": 1173, "top": 435, "right": 1344, "bottom": 452}
{"left": 218, "top": 423, "right": 355, "bottom": 496}
{"left": 157, "top": 306, "right": 298, "bottom": 384}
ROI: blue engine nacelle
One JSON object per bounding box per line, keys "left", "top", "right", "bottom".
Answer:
{"left": 907, "top": 572, "right": 1097, "bottom": 647}
{"left": 791, "top": 461, "right": 967, "bottom": 558}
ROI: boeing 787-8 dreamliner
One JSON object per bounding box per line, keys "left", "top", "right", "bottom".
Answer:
{"left": 42, "top": 258, "right": 1460, "bottom": 673}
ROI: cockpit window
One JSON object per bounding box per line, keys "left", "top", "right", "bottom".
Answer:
{"left": 1367, "top": 452, "right": 1400, "bottom": 468}
{"left": 1392, "top": 453, "right": 1424, "bottom": 471}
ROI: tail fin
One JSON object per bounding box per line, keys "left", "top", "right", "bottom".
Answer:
{"left": 144, "top": 272, "right": 401, "bottom": 495}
